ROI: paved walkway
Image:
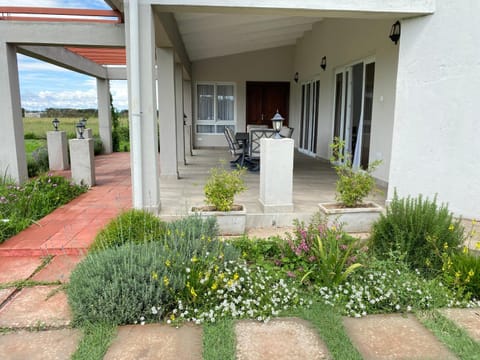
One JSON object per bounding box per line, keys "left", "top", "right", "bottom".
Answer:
{"left": 1, "top": 152, "right": 479, "bottom": 359}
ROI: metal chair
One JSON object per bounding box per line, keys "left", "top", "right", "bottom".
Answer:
{"left": 279, "top": 126, "right": 294, "bottom": 138}
{"left": 224, "top": 128, "right": 243, "bottom": 165}
{"left": 245, "top": 128, "right": 276, "bottom": 171}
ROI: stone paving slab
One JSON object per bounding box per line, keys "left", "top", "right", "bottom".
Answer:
{"left": 440, "top": 308, "right": 480, "bottom": 342}
{"left": 235, "top": 318, "right": 331, "bottom": 360}
{"left": 32, "top": 255, "right": 84, "bottom": 283}
{"left": 0, "top": 256, "right": 43, "bottom": 283}
{"left": 104, "top": 323, "right": 203, "bottom": 360}
{"left": 0, "top": 329, "right": 81, "bottom": 360}
{"left": 343, "top": 314, "right": 457, "bottom": 360}
{"left": 0, "top": 288, "right": 15, "bottom": 305}
{"left": 0, "top": 286, "right": 71, "bottom": 328}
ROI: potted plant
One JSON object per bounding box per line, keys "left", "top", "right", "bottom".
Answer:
{"left": 190, "top": 165, "right": 247, "bottom": 235}
{"left": 318, "top": 137, "right": 383, "bottom": 232}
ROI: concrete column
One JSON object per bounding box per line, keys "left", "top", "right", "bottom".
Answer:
{"left": 183, "top": 80, "right": 193, "bottom": 156}
{"left": 259, "top": 138, "right": 294, "bottom": 212}
{"left": 47, "top": 131, "right": 69, "bottom": 170}
{"left": 97, "top": 78, "right": 112, "bottom": 154}
{"left": 175, "top": 63, "right": 185, "bottom": 165}
{"left": 0, "top": 42, "right": 27, "bottom": 183}
{"left": 157, "top": 47, "right": 179, "bottom": 178}
{"left": 125, "top": 2, "right": 160, "bottom": 211}
{"left": 69, "top": 138, "right": 95, "bottom": 187}
{"left": 83, "top": 128, "right": 93, "bottom": 139}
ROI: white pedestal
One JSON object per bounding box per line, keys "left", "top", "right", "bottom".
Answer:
{"left": 259, "top": 138, "right": 294, "bottom": 213}
{"left": 46, "top": 131, "right": 69, "bottom": 170}
{"left": 69, "top": 138, "right": 95, "bottom": 187}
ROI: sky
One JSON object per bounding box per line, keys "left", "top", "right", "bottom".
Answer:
{"left": 0, "top": 0, "right": 128, "bottom": 110}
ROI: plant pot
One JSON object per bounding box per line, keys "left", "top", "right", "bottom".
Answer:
{"left": 318, "top": 202, "right": 383, "bottom": 233}
{"left": 189, "top": 204, "right": 247, "bottom": 235}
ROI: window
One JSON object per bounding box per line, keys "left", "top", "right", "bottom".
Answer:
{"left": 196, "top": 83, "right": 235, "bottom": 134}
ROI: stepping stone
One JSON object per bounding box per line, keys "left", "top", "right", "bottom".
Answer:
{"left": 0, "top": 256, "right": 43, "bottom": 283}
{"left": 0, "top": 329, "right": 80, "bottom": 360}
{"left": 104, "top": 323, "right": 202, "bottom": 360}
{"left": 440, "top": 308, "right": 480, "bottom": 342}
{"left": 235, "top": 318, "right": 331, "bottom": 360}
{"left": 0, "top": 286, "right": 71, "bottom": 328}
{"left": 343, "top": 314, "right": 457, "bottom": 360}
{"left": 0, "top": 288, "right": 15, "bottom": 305}
{"left": 32, "top": 255, "right": 84, "bottom": 283}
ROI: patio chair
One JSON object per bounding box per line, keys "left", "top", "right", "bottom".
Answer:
{"left": 246, "top": 124, "right": 268, "bottom": 133}
{"left": 224, "top": 128, "right": 243, "bottom": 165}
{"left": 246, "top": 128, "right": 276, "bottom": 171}
{"left": 279, "top": 126, "right": 294, "bottom": 138}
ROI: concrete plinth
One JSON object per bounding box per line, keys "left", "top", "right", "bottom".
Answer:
{"left": 46, "top": 131, "right": 69, "bottom": 170}
{"left": 69, "top": 138, "right": 95, "bottom": 187}
{"left": 259, "top": 138, "right": 294, "bottom": 213}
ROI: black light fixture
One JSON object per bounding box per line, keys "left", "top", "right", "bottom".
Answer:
{"left": 81, "top": 117, "right": 87, "bottom": 127}
{"left": 271, "top": 110, "right": 284, "bottom": 139}
{"left": 320, "top": 56, "right": 327, "bottom": 71}
{"left": 52, "top": 118, "right": 60, "bottom": 131}
{"left": 389, "top": 20, "right": 401, "bottom": 44}
{"left": 294, "top": 72, "right": 299, "bottom": 83}
{"left": 76, "top": 120, "right": 85, "bottom": 139}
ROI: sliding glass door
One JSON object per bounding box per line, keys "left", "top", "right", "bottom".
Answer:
{"left": 333, "top": 59, "right": 375, "bottom": 169}
{"left": 299, "top": 79, "right": 320, "bottom": 156}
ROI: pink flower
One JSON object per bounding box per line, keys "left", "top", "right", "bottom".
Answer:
{"left": 308, "top": 256, "right": 316, "bottom": 262}
{"left": 286, "top": 271, "right": 296, "bottom": 278}
{"left": 340, "top": 244, "right": 348, "bottom": 251}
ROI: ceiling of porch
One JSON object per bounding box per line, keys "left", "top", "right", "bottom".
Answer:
{"left": 173, "top": 12, "right": 322, "bottom": 61}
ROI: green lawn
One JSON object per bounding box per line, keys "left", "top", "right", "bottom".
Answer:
{"left": 24, "top": 139, "right": 47, "bottom": 158}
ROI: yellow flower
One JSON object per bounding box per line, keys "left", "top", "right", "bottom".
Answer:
{"left": 443, "top": 242, "right": 449, "bottom": 250}
{"left": 170, "top": 314, "right": 176, "bottom": 321}
{"left": 214, "top": 265, "right": 219, "bottom": 273}
{"left": 165, "top": 259, "right": 171, "bottom": 267}
{"left": 151, "top": 271, "right": 158, "bottom": 280}
{"left": 190, "top": 287, "right": 197, "bottom": 298}
{"left": 476, "top": 242, "right": 480, "bottom": 250}
{"left": 233, "top": 273, "right": 239, "bottom": 281}
{"left": 448, "top": 224, "right": 455, "bottom": 231}
{"left": 191, "top": 255, "right": 199, "bottom": 263}
{"left": 468, "top": 269, "right": 475, "bottom": 277}
{"left": 163, "top": 275, "right": 169, "bottom": 287}
{"left": 211, "top": 282, "right": 218, "bottom": 290}
{"left": 218, "top": 273, "right": 225, "bottom": 280}
{"left": 455, "top": 271, "right": 461, "bottom": 278}
{"left": 463, "top": 246, "right": 469, "bottom": 254}
{"left": 227, "top": 279, "right": 234, "bottom": 287}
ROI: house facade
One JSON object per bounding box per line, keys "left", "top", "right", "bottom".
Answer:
{"left": 1, "top": 0, "right": 479, "bottom": 219}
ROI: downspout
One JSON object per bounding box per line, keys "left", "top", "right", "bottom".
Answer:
{"left": 128, "top": 0, "right": 143, "bottom": 208}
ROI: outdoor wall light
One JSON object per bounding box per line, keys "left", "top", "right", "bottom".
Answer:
{"left": 389, "top": 20, "right": 401, "bottom": 44}
{"left": 320, "top": 56, "right": 327, "bottom": 71}
{"left": 52, "top": 118, "right": 60, "bottom": 131}
{"left": 76, "top": 120, "right": 85, "bottom": 139}
{"left": 294, "top": 72, "right": 299, "bottom": 83}
{"left": 271, "top": 110, "right": 284, "bottom": 139}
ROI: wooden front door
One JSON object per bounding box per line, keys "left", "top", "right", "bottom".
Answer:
{"left": 246, "top": 81, "right": 290, "bottom": 129}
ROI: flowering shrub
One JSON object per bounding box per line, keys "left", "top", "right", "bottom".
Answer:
{"left": 318, "top": 258, "right": 476, "bottom": 318}
{"left": 204, "top": 166, "right": 246, "bottom": 211}
{"left": 0, "top": 173, "right": 87, "bottom": 243}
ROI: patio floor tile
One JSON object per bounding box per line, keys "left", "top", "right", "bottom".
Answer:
{"left": 0, "top": 257, "right": 43, "bottom": 283}
{"left": 0, "top": 286, "right": 71, "bottom": 328}
{"left": 0, "top": 288, "right": 16, "bottom": 305}
{"left": 235, "top": 318, "right": 331, "bottom": 360}
{"left": 32, "top": 255, "right": 84, "bottom": 283}
{"left": 104, "top": 324, "right": 202, "bottom": 360}
{"left": 0, "top": 329, "right": 81, "bottom": 360}
{"left": 343, "top": 314, "right": 457, "bottom": 360}
{"left": 439, "top": 308, "right": 480, "bottom": 342}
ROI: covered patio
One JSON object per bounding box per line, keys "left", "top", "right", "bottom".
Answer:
{"left": 159, "top": 148, "right": 387, "bottom": 227}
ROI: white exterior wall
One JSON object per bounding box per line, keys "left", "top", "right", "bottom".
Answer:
{"left": 192, "top": 45, "right": 294, "bottom": 147}
{"left": 292, "top": 18, "right": 399, "bottom": 183}
{"left": 389, "top": 1, "right": 480, "bottom": 218}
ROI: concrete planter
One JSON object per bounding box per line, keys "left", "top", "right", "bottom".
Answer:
{"left": 190, "top": 204, "right": 247, "bottom": 235}
{"left": 318, "top": 202, "right": 384, "bottom": 233}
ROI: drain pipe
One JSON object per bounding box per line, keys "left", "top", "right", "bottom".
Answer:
{"left": 128, "top": 0, "right": 143, "bottom": 208}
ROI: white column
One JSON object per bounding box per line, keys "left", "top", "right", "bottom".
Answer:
{"left": 259, "top": 138, "right": 294, "bottom": 212}
{"left": 47, "top": 131, "right": 69, "bottom": 170}
{"left": 125, "top": 1, "right": 160, "bottom": 212}
{"left": 0, "top": 42, "right": 27, "bottom": 183}
{"left": 157, "top": 47, "right": 179, "bottom": 178}
{"left": 183, "top": 80, "right": 193, "bottom": 156}
{"left": 175, "top": 63, "right": 185, "bottom": 165}
{"left": 69, "top": 138, "right": 95, "bottom": 187}
{"left": 97, "top": 78, "right": 112, "bottom": 154}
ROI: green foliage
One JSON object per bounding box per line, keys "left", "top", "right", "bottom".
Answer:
{"left": 27, "top": 146, "right": 49, "bottom": 177}
{"left": 370, "top": 192, "right": 464, "bottom": 273}
{"left": 203, "top": 319, "right": 235, "bottom": 360}
{"left": 330, "top": 137, "right": 381, "bottom": 207}
{"left": 204, "top": 166, "right": 246, "bottom": 211}
{"left": 0, "top": 174, "right": 87, "bottom": 243}
{"left": 110, "top": 94, "right": 130, "bottom": 152}
{"left": 318, "top": 257, "right": 464, "bottom": 317}
{"left": 71, "top": 322, "right": 117, "bottom": 360}
{"left": 90, "top": 209, "right": 167, "bottom": 252}
{"left": 440, "top": 250, "right": 480, "bottom": 299}
{"left": 68, "top": 221, "right": 239, "bottom": 325}
{"left": 93, "top": 135, "right": 103, "bottom": 156}
{"left": 24, "top": 132, "right": 41, "bottom": 140}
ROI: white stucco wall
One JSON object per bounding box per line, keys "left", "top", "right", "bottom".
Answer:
{"left": 192, "top": 45, "right": 294, "bottom": 147}
{"left": 292, "top": 18, "right": 399, "bottom": 183}
{"left": 389, "top": 0, "right": 480, "bottom": 218}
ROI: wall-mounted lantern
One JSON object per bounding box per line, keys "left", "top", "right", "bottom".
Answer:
{"left": 294, "top": 72, "right": 299, "bottom": 83}
{"left": 389, "top": 20, "right": 401, "bottom": 45}
{"left": 320, "top": 56, "right": 327, "bottom": 71}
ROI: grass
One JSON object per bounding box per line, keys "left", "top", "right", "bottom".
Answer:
{"left": 203, "top": 319, "right": 236, "bottom": 360}
{"left": 71, "top": 322, "right": 117, "bottom": 360}
{"left": 417, "top": 309, "right": 480, "bottom": 360}
{"left": 24, "top": 139, "right": 47, "bottom": 158}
